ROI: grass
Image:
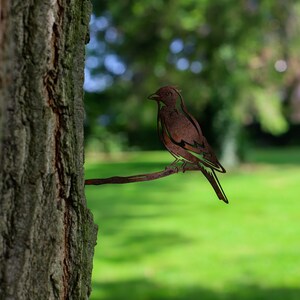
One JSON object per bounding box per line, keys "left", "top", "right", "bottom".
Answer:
{"left": 85, "top": 147, "right": 300, "bottom": 300}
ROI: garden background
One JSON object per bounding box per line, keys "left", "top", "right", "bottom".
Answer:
{"left": 84, "top": 1, "right": 300, "bottom": 299}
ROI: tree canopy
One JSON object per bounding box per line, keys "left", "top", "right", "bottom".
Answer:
{"left": 84, "top": 0, "right": 300, "bottom": 162}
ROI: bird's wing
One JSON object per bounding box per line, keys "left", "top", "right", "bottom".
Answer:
{"left": 183, "top": 138, "right": 226, "bottom": 173}
{"left": 160, "top": 109, "right": 226, "bottom": 173}
{"left": 181, "top": 108, "right": 226, "bottom": 173}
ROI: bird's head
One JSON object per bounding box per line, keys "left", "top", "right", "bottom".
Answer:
{"left": 148, "top": 86, "right": 180, "bottom": 107}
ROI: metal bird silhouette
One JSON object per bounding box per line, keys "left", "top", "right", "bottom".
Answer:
{"left": 148, "top": 86, "right": 228, "bottom": 204}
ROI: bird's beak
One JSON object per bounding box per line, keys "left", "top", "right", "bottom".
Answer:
{"left": 147, "top": 93, "right": 160, "bottom": 101}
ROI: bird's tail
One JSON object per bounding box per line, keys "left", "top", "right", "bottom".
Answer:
{"left": 199, "top": 165, "right": 229, "bottom": 204}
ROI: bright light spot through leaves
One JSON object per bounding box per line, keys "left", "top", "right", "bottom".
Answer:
{"left": 274, "top": 59, "right": 288, "bottom": 72}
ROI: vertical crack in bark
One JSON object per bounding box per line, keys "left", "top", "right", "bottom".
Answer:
{"left": 43, "top": 1, "right": 71, "bottom": 298}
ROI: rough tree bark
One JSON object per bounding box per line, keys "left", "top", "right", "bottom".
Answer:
{"left": 0, "top": 0, "right": 97, "bottom": 299}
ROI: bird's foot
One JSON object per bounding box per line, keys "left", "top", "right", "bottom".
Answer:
{"left": 181, "top": 161, "right": 200, "bottom": 173}
{"left": 165, "top": 165, "right": 180, "bottom": 173}
{"left": 181, "top": 161, "right": 188, "bottom": 173}
{"left": 165, "top": 165, "right": 179, "bottom": 173}
{"left": 165, "top": 160, "right": 180, "bottom": 173}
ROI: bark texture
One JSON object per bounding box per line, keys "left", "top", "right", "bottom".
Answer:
{"left": 0, "top": 0, "right": 97, "bottom": 299}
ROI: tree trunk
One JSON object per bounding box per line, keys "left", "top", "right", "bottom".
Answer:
{"left": 0, "top": 1, "right": 97, "bottom": 299}
{"left": 220, "top": 120, "right": 241, "bottom": 169}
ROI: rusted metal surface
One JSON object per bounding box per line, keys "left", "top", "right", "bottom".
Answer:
{"left": 148, "top": 86, "right": 228, "bottom": 203}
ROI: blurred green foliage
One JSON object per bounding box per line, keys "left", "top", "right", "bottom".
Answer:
{"left": 84, "top": 0, "right": 300, "bottom": 164}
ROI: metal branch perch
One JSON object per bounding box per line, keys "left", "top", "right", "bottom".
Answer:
{"left": 84, "top": 165, "right": 201, "bottom": 185}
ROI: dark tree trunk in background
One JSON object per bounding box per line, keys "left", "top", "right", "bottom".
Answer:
{"left": 0, "top": 1, "right": 97, "bottom": 299}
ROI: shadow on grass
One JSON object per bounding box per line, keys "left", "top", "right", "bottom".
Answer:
{"left": 92, "top": 279, "right": 300, "bottom": 300}
{"left": 102, "top": 231, "right": 192, "bottom": 263}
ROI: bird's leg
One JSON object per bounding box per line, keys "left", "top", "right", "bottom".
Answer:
{"left": 165, "top": 159, "right": 180, "bottom": 173}
{"left": 181, "top": 161, "right": 200, "bottom": 173}
{"left": 181, "top": 161, "right": 188, "bottom": 173}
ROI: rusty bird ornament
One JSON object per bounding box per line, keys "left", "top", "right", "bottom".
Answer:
{"left": 148, "top": 86, "right": 228, "bottom": 204}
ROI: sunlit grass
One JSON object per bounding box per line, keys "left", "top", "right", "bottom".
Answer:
{"left": 85, "top": 147, "right": 300, "bottom": 300}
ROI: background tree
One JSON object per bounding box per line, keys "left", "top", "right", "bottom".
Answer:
{"left": 0, "top": 1, "right": 97, "bottom": 299}
{"left": 84, "top": 0, "right": 300, "bottom": 166}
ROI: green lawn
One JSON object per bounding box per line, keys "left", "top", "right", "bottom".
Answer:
{"left": 85, "top": 147, "right": 300, "bottom": 300}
